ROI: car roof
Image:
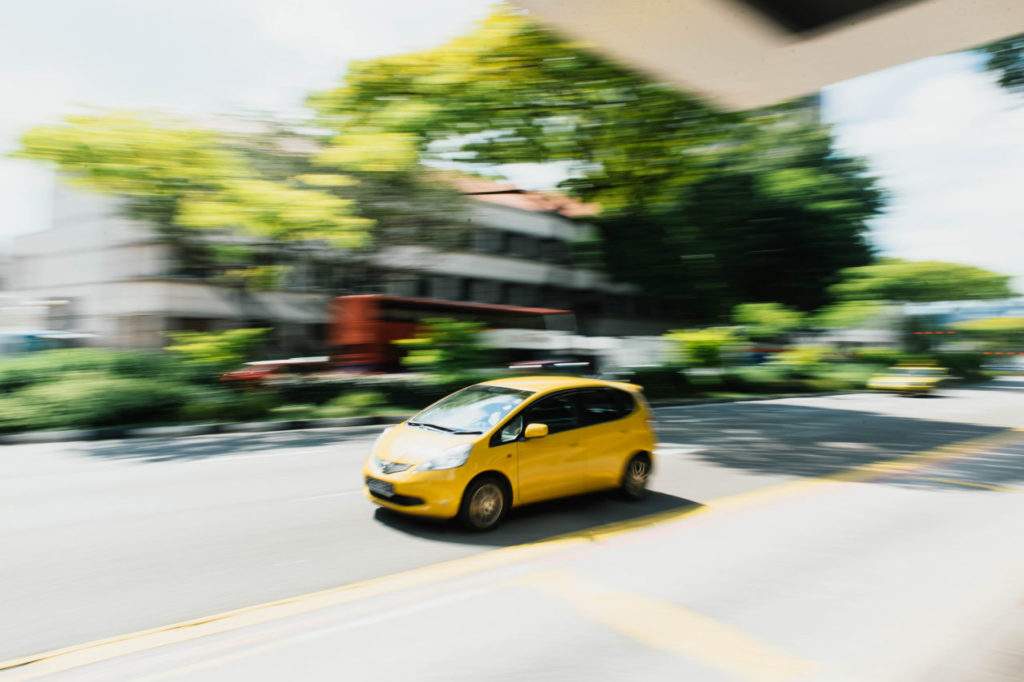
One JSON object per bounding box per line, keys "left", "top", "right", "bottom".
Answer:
{"left": 479, "top": 375, "right": 640, "bottom": 394}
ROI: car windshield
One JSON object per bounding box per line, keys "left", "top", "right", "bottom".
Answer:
{"left": 888, "top": 368, "right": 944, "bottom": 377}
{"left": 410, "top": 386, "right": 534, "bottom": 434}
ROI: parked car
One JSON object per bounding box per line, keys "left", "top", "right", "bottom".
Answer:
{"left": 363, "top": 375, "right": 657, "bottom": 530}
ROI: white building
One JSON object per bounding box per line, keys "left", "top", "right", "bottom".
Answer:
{"left": 3, "top": 176, "right": 663, "bottom": 353}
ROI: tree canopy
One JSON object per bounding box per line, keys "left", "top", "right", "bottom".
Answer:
{"left": 14, "top": 113, "right": 373, "bottom": 248}
{"left": 308, "top": 7, "right": 734, "bottom": 211}
{"left": 310, "top": 8, "right": 884, "bottom": 316}
{"left": 829, "top": 259, "right": 1016, "bottom": 303}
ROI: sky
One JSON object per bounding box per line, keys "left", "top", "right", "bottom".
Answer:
{"left": 1, "top": 0, "right": 1021, "bottom": 290}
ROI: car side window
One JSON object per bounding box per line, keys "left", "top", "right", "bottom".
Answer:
{"left": 498, "top": 414, "right": 523, "bottom": 444}
{"left": 579, "top": 389, "right": 633, "bottom": 426}
{"left": 523, "top": 393, "right": 577, "bottom": 434}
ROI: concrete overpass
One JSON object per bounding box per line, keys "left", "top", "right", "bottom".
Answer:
{"left": 515, "top": 0, "right": 1024, "bottom": 109}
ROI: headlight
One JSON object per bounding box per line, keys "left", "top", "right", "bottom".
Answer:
{"left": 415, "top": 443, "right": 472, "bottom": 471}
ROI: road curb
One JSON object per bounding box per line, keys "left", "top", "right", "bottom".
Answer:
{"left": 0, "top": 415, "right": 409, "bottom": 445}
{"left": 0, "top": 392, "right": 860, "bottom": 445}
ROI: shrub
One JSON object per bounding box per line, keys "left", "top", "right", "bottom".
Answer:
{"left": 318, "top": 391, "right": 388, "bottom": 418}
{"left": 0, "top": 374, "right": 190, "bottom": 432}
{"left": 0, "top": 349, "right": 184, "bottom": 392}
{"left": 176, "top": 386, "right": 279, "bottom": 423}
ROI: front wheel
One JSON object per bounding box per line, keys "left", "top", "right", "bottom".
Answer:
{"left": 458, "top": 477, "right": 508, "bottom": 531}
{"left": 621, "top": 454, "right": 651, "bottom": 500}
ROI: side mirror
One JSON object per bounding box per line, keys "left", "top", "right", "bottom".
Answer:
{"left": 524, "top": 423, "right": 549, "bottom": 439}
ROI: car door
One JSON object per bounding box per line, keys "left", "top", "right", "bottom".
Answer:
{"left": 577, "top": 388, "right": 636, "bottom": 491}
{"left": 515, "top": 391, "right": 587, "bottom": 505}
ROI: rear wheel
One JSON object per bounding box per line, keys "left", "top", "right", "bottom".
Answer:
{"left": 458, "top": 477, "right": 508, "bottom": 531}
{"left": 621, "top": 454, "right": 651, "bottom": 500}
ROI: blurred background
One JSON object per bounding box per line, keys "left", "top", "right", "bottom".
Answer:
{"left": 1, "top": 0, "right": 1023, "bottom": 433}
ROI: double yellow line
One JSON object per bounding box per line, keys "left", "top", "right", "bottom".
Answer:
{"left": 3, "top": 427, "right": 1020, "bottom": 680}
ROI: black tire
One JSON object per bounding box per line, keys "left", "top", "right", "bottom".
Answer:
{"left": 620, "top": 454, "right": 651, "bottom": 500}
{"left": 457, "top": 476, "right": 508, "bottom": 531}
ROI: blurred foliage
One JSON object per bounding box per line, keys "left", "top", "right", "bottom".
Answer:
{"left": 982, "top": 32, "right": 1024, "bottom": 93}
{"left": 811, "top": 300, "right": 889, "bottom": 329}
{"left": 732, "top": 303, "right": 804, "bottom": 340}
{"left": 309, "top": 7, "right": 732, "bottom": 210}
{"left": 604, "top": 117, "right": 881, "bottom": 314}
{"left": 771, "top": 345, "right": 831, "bottom": 377}
{"left": 14, "top": 114, "right": 372, "bottom": 249}
{"left": 0, "top": 348, "right": 289, "bottom": 432}
{"left": 830, "top": 259, "right": 1016, "bottom": 302}
{"left": 13, "top": 112, "right": 468, "bottom": 296}
{"left": 0, "top": 374, "right": 190, "bottom": 432}
{"left": 932, "top": 352, "right": 988, "bottom": 381}
{"left": 166, "top": 327, "right": 271, "bottom": 374}
{"left": 318, "top": 390, "right": 389, "bottom": 418}
{"left": 176, "top": 388, "right": 279, "bottom": 423}
{"left": 952, "top": 316, "right": 1024, "bottom": 347}
{"left": 664, "top": 327, "right": 740, "bottom": 368}
{"left": 395, "top": 318, "right": 490, "bottom": 375}
{"left": 310, "top": 8, "right": 882, "bottom": 315}
{"left": 0, "top": 348, "right": 182, "bottom": 393}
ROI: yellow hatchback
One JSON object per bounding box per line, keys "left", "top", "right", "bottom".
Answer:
{"left": 363, "top": 376, "right": 657, "bottom": 530}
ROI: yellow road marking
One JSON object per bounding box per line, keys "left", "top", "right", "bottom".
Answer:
{"left": 3, "top": 427, "right": 1021, "bottom": 679}
{"left": 516, "top": 569, "right": 820, "bottom": 682}
{"left": 912, "top": 477, "right": 1017, "bottom": 492}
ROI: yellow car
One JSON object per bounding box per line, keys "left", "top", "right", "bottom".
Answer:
{"left": 867, "top": 365, "right": 949, "bottom": 395}
{"left": 363, "top": 376, "right": 657, "bottom": 530}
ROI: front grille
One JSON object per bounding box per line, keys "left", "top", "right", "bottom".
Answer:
{"left": 369, "top": 489, "right": 425, "bottom": 506}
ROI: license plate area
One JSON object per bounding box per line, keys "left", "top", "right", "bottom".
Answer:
{"left": 366, "top": 477, "right": 394, "bottom": 498}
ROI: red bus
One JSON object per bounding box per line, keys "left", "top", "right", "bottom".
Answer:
{"left": 328, "top": 295, "right": 576, "bottom": 372}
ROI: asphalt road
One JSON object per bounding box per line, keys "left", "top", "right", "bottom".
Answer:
{"left": 2, "top": 379, "right": 1023, "bottom": 680}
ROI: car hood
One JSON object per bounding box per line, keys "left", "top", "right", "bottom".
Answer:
{"left": 373, "top": 422, "right": 479, "bottom": 465}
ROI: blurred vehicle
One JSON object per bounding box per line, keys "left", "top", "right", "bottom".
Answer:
{"left": 329, "top": 295, "right": 575, "bottom": 373}
{"left": 867, "top": 364, "right": 950, "bottom": 395}
{"left": 220, "top": 356, "right": 331, "bottom": 386}
{"left": 363, "top": 375, "right": 656, "bottom": 530}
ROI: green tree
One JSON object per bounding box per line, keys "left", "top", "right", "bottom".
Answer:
{"left": 309, "top": 7, "right": 734, "bottom": 211}
{"left": 14, "top": 113, "right": 373, "bottom": 246}
{"left": 310, "top": 9, "right": 882, "bottom": 314}
{"left": 395, "top": 318, "right": 490, "bottom": 374}
{"left": 830, "top": 259, "right": 1016, "bottom": 303}
{"left": 732, "top": 303, "right": 804, "bottom": 340}
{"left": 664, "top": 327, "right": 739, "bottom": 368}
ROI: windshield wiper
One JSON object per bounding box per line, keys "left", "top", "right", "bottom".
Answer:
{"left": 452, "top": 429, "right": 483, "bottom": 435}
{"left": 408, "top": 420, "right": 455, "bottom": 433}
